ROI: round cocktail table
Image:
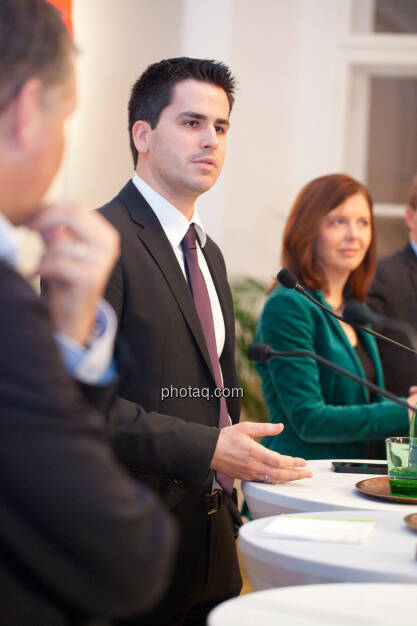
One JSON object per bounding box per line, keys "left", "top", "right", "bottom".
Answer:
{"left": 208, "top": 583, "right": 417, "bottom": 626}
{"left": 242, "top": 459, "right": 417, "bottom": 519}
{"left": 238, "top": 509, "right": 417, "bottom": 590}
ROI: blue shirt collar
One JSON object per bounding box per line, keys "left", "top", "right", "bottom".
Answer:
{"left": 0, "top": 212, "right": 18, "bottom": 267}
{"left": 409, "top": 238, "right": 417, "bottom": 258}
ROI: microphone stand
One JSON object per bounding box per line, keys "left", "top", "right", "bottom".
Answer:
{"left": 276, "top": 268, "right": 417, "bottom": 356}
{"left": 248, "top": 343, "right": 415, "bottom": 413}
{"left": 294, "top": 283, "right": 417, "bottom": 356}
{"left": 349, "top": 303, "right": 417, "bottom": 354}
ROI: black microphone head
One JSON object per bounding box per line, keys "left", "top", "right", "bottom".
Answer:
{"left": 247, "top": 343, "right": 273, "bottom": 362}
{"left": 343, "top": 300, "right": 372, "bottom": 326}
{"left": 277, "top": 268, "right": 298, "bottom": 289}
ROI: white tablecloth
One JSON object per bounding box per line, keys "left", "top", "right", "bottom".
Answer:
{"left": 242, "top": 459, "right": 417, "bottom": 519}
{"left": 238, "top": 509, "right": 417, "bottom": 590}
{"left": 208, "top": 583, "right": 417, "bottom": 626}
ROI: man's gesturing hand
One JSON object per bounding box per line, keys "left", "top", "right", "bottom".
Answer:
{"left": 210, "top": 422, "right": 312, "bottom": 483}
{"left": 28, "top": 203, "right": 119, "bottom": 345}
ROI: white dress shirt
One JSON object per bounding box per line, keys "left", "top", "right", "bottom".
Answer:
{"left": 132, "top": 172, "right": 226, "bottom": 358}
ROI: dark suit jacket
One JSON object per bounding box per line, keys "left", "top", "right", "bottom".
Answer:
{"left": 0, "top": 260, "right": 176, "bottom": 625}
{"left": 368, "top": 242, "right": 417, "bottom": 397}
{"left": 99, "top": 181, "right": 242, "bottom": 620}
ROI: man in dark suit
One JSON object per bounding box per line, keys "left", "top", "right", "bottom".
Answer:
{"left": 100, "top": 57, "right": 312, "bottom": 625}
{"left": 368, "top": 173, "right": 417, "bottom": 397}
{"left": 0, "top": 2, "right": 176, "bottom": 623}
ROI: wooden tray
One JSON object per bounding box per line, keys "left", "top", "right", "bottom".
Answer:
{"left": 404, "top": 513, "right": 417, "bottom": 531}
{"left": 355, "top": 476, "right": 417, "bottom": 504}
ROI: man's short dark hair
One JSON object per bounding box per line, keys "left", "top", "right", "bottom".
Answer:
{"left": 0, "top": 0, "right": 75, "bottom": 112}
{"left": 407, "top": 173, "right": 417, "bottom": 210}
{"left": 128, "top": 57, "right": 236, "bottom": 166}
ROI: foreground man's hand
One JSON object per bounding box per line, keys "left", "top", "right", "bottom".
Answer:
{"left": 28, "top": 203, "right": 120, "bottom": 345}
{"left": 210, "top": 422, "right": 312, "bottom": 483}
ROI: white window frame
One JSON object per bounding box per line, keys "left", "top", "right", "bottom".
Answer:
{"left": 293, "top": 0, "right": 417, "bottom": 217}
{"left": 342, "top": 0, "right": 417, "bottom": 216}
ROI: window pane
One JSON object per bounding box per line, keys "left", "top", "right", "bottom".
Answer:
{"left": 367, "top": 76, "right": 417, "bottom": 204}
{"left": 353, "top": 0, "right": 417, "bottom": 34}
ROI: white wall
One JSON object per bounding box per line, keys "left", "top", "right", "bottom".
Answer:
{"left": 177, "top": 0, "right": 351, "bottom": 280}
{"left": 54, "top": 0, "right": 307, "bottom": 282}
{"left": 64, "top": 0, "right": 183, "bottom": 207}
{"left": 21, "top": 0, "right": 398, "bottom": 282}
{"left": 224, "top": 0, "right": 302, "bottom": 279}
{"left": 179, "top": 0, "right": 235, "bottom": 247}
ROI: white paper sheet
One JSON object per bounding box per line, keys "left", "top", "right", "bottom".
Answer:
{"left": 261, "top": 515, "right": 376, "bottom": 544}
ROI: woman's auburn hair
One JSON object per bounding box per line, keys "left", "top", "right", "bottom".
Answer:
{"left": 275, "top": 173, "right": 376, "bottom": 301}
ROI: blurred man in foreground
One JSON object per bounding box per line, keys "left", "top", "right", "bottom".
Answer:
{"left": 0, "top": 1, "right": 176, "bottom": 624}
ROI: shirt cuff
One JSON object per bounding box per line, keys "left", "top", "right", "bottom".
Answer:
{"left": 54, "top": 299, "right": 117, "bottom": 385}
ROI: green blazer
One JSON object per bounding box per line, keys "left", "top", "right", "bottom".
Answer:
{"left": 255, "top": 285, "right": 409, "bottom": 460}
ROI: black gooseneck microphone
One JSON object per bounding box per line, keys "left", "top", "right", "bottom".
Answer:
{"left": 277, "top": 269, "right": 417, "bottom": 357}
{"left": 248, "top": 342, "right": 415, "bottom": 412}
{"left": 343, "top": 300, "right": 417, "bottom": 353}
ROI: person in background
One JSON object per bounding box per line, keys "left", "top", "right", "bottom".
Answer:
{"left": 368, "top": 173, "right": 417, "bottom": 397}
{"left": 0, "top": 1, "right": 176, "bottom": 624}
{"left": 255, "top": 173, "right": 416, "bottom": 462}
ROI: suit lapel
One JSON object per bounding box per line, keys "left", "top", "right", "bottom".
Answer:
{"left": 118, "top": 182, "right": 215, "bottom": 380}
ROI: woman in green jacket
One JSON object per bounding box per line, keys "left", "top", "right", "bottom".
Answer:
{"left": 256, "top": 173, "right": 416, "bottom": 460}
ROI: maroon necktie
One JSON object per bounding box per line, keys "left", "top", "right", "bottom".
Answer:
{"left": 181, "top": 225, "right": 233, "bottom": 494}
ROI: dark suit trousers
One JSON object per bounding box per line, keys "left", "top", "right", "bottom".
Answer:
{"left": 117, "top": 493, "right": 242, "bottom": 626}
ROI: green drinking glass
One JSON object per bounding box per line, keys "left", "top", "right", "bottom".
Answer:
{"left": 386, "top": 437, "right": 417, "bottom": 498}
